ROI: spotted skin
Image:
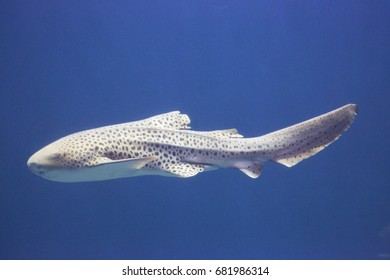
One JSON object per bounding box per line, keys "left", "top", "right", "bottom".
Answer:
{"left": 27, "top": 104, "right": 357, "bottom": 182}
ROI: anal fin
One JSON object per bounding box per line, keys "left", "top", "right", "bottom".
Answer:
{"left": 235, "top": 161, "right": 263, "bottom": 179}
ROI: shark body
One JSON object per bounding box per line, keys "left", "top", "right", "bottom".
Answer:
{"left": 27, "top": 104, "right": 357, "bottom": 182}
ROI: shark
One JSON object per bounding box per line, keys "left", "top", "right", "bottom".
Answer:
{"left": 27, "top": 104, "right": 357, "bottom": 182}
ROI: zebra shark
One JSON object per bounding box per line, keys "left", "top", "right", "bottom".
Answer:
{"left": 27, "top": 104, "right": 357, "bottom": 182}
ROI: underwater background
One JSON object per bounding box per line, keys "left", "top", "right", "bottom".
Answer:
{"left": 1, "top": 0, "right": 389, "bottom": 259}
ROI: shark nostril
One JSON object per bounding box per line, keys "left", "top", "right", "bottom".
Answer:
{"left": 28, "top": 162, "right": 43, "bottom": 174}
{"left": 28, "top": 162, "right": 37, "bottom": 170}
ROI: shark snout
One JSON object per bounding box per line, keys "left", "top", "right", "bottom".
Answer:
{"left": 27, "top": 152, "right": 45, "bottom": 176}
{"left": 27, "top": 141, "right": 62, "bottom": 178}
{"left": 27, "top": 161, "right": 43, "bottom": 175}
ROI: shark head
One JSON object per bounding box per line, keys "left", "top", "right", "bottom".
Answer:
{"left": 27, "top": 132, "right": 158, "bottom": 182}
{"left": 27, "top": 132, "right": 104, "bottom": 182}
{"left": 27, "top": 140, "right": 73, "bottom": 182}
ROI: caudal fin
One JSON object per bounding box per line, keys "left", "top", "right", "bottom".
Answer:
{"left": 256, "top": 104, "right": 358, "bottom": 167}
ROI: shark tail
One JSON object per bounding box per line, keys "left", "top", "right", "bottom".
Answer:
{"left": 254, "top": 104, "right": 358, "bottom": 168}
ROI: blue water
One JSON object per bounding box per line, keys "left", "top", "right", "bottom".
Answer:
{"left": 1, "top": 1, "right": 389, "bottom": 260}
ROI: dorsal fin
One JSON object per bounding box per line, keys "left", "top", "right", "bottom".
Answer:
{"left": 121, "top": 111, "right": 191, "bottom": 130}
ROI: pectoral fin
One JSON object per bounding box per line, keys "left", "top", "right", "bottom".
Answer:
{"left": 94, "top": 156, "right": 158, "bottom": 169}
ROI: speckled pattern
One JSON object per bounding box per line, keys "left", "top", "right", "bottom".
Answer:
{"left": 29, "top": 104, "right": 357, "bottom": 181}
{"left": 49, "top": 112, "right": 247, "bottom": 178}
